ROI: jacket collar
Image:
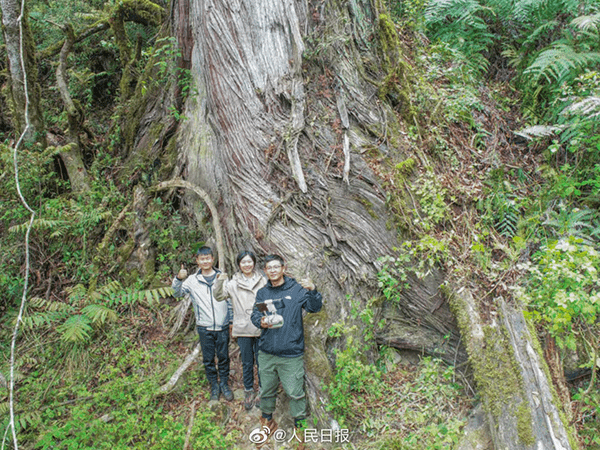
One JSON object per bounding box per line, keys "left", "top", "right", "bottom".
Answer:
{"left": 194, "top": 267, "right": 221, "bottom": 285}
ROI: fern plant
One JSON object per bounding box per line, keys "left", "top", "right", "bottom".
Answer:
{"left": 425, "top": 0, "right": 495, "bottom": 77}
{"left": 542, "top": 205, "right": 598, "bottom": 244}
{"left": 523, "top": 43, "right": 600, "bottom": 86}
{"left": 19, "top": 282, "right": 174, "bottom": 344}
{"left": 478, "top": 172, "right": 522, "bottom": 238}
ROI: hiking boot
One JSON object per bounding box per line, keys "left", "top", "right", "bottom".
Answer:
{"left": 259, "top": 415, "right": 278, "bottom": 436}
{"left": 210, "top": 383, "right": 220, "bottom": 401}
{"left": 244, "top": 390, "right": 255, "bottom": 410}
{"left": 220, "top": 382, "right": 234, "bottom": 401}
{"left": 254, "top": 416, "right": 278, "bottom": 449}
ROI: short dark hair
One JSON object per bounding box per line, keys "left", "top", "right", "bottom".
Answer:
{"left": 236, "top": 250, "right": 257, "bottom": 268}
{"left": 264, "top": 254, "right": 285, "bottom": 266}
{"left": 197, "top": 246, "right": 213, "bottom": 256}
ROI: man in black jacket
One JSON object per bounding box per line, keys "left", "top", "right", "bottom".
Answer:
{"left": 250, "top": 254, "right": 322, "bottom": 442}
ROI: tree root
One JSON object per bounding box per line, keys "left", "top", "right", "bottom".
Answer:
{"left": 183, "top": 400, "right": 197, "bottom": 450}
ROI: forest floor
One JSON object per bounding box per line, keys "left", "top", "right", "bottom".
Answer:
{"left": 163, "top": 313, "right": 474, "bottom": 450}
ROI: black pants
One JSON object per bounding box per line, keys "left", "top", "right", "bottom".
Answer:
{"left": 197, "top": 326, "right": 230, "bottom": 385}
{"left": 237, "top": 336, "right": 260, "bottom": 391}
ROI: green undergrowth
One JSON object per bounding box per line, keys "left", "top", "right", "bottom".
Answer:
{"left": 0, "top": 308, "right": 236, "bottom": 450}
{"left": 340, "top": 353, "right": 471, "bottom": 449}
{"left": 326, "top": 298, "right": 471, "bottom": 448}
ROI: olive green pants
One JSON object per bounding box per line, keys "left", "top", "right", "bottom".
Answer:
{"left": 257, "top": 351, "right": 306, "bottom": 419}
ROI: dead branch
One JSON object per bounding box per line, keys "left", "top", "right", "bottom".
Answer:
{"left": 182, "top": 401, "right": 198, "bottom": 450}
{"left": 56, "top": 23, "right": 90, "bottom": 193}
{"left": 158, "top": 343, "right": 200, "bottom": 393}
{"left": 168, "top": 295, "right": 192, "bottom": 338}
{"left": 39, "top": 21, "right": 111, "bottom": 59}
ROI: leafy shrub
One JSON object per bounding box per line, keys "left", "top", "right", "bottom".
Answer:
{"left": 414, "top": 170, "right": 449, "bottom": 230}
{"left": 325, "top": 343, "right": 384, "bottom": 426}
{"left": 377, "top": 238, "right": 449, "bottom": 304}
{"left": 519, "top": 236, "right": 600, "bottom": 443}
{"left": 520, "top": 236, "right": 599, "bottom": 348}
{"left": 377, "top": 357, "right": 467, "bottom": 450}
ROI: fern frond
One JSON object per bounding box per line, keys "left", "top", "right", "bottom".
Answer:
{"left": 28, "top": 297, "right": 71, "bottom": 312}
{"left": 543, "top": 207, "right": 596, "bottom": 242}
{"left": 66, "top": 284, "right": 88, "bottom": 303}
{"left": 496, "top": 199, "right": 519, "bottom": 237}
{"left": 515, "top": 124, "right": 564, "bottom": 139}
{"left": 20, "top": 310, "right": 69, "bottom": 330}
{"left": 14, "top": 410, "right": 41, "bottom": 432}
{"left": 81, "top": 304, "right": 118, "bottom": 325}
{"left": 8, "top": 219, "right": 64, "bottom": 234}
{"left": 57, "top": 315, "right": 93, "bottom": 343}
{"left": 524, "top": 43, "right": 600, "bottom": 85}
{"left": 562, "top": 96, "right": 600, "bottom": 119}
{"left": 425, "top": 0, "right": 484, "bottom": 23}
{"left": 521, "top": 20, "right": 559, "bottom": 50}
{"left": 117, "top": 286, "right": 174, "bottom": 307}
{"left": 96, "top": 280, "right": 124, "bottom": 296}
{"left": 571, "top": 13, "right": 600, "bottom": 33}
{"left": 78, "top": 209, "right": 112, "bottom": 228}
{"left": 513, "top": 0, "right": 578, "bottom": 24}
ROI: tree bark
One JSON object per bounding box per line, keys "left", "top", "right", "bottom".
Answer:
{"left": 172, "top": 0, "right": 463, "bottom": 428}
{"left": 163, "top": 0, "right": 577, "bottom": 445}
{"left": 55, "top": 24, "right": 90, "bottom": 193}
{"left": 0, "top": 0, "right": 45, "bottom": 143}
{"left": 449, "top": 287, "right": 575, "bottom": 449}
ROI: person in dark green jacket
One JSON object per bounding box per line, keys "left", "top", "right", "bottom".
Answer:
{"left": 250, "top": 254, "right": 322, "bottom": 442}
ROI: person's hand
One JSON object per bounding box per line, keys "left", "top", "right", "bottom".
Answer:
{"left": 218, "top": 272, "right": 228, "bottom": 280}
{"left": 177, "top": 264, "right": 188, "bottom": 280}
{"left": 260, "top": 317, "right": 272, "bottom": 329}
{"left": 299, "top": 278, "right": 315, "bottom": 290}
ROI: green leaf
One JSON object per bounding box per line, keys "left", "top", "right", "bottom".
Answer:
{"left": 57, "top": 315, "right": 93, "bottom": 343}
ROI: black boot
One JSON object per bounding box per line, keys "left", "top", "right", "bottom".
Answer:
{"left": 220, "top": 381, "right": 234, "bottom": 401}
{"left": 210, "top": 382, "right": 221, "bottom": 401}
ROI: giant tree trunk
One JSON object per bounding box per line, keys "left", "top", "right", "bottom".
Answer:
{"left": 167, "top": 0, "right": 576, "bottom": 446}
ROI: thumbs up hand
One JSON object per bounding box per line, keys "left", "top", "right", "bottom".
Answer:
{"left": 177, "top": 264, "right": 188, "bottom": 280}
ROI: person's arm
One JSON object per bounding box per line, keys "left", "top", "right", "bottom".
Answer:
{"left": 251, "top": 291, "right": 265, "bottom": 329}
{"left": 213, "top": 273, "right": 230, "bottom": 302}
{"left": 172, "top": 265, "right": 190, "bottom": 298}
{"left": 299, "top": 278, "right": 322, "bottom": 313}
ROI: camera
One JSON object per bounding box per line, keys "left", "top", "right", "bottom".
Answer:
{"left": 263, "top": 313, "right": 284, "bottom": 328}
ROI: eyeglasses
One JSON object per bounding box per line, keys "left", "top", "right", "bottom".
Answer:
{"left": 265, "top": 264, "right": 282, "bottom": 271}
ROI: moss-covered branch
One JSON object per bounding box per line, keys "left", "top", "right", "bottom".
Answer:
{"left": 39, "top": 21, "right": 111, "bottom": 60}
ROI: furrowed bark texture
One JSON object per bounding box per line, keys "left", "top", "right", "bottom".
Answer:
{"left": 450, "top": 288, "right": 575, "bottom": 450}
{"left": 173, "top": 0, "right": 464, "bottom": 428}
{"left": 168, "top": 0, "right": 574, "bottom": 445}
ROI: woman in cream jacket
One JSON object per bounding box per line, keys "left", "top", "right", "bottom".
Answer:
{"left": 214, "top": 250, "right": 266, "bottom": 410}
